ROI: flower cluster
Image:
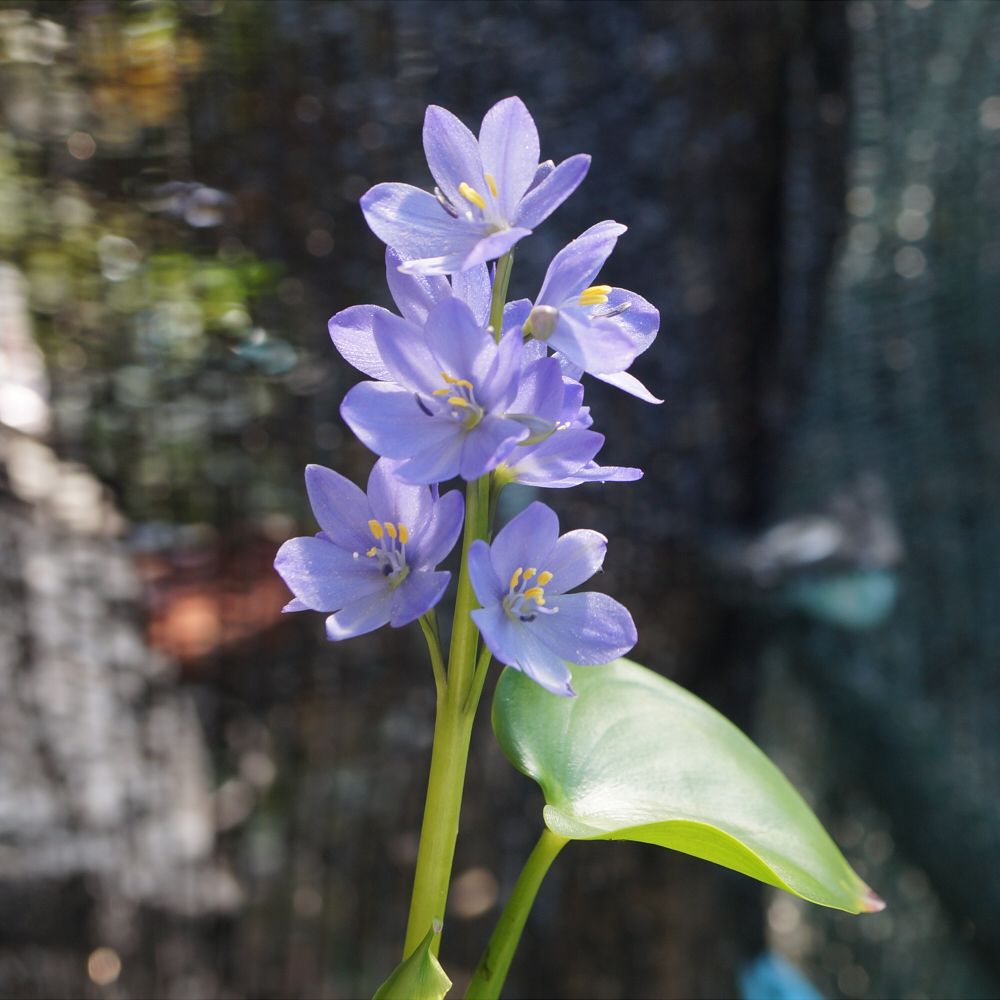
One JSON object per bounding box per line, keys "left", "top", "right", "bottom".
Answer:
{"left": 277, "top": 97, "right": 659, "bottom": 696}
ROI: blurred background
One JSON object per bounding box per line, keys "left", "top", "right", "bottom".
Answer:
{"left": 1, "top": 0, "right": 998, "bottom": 997}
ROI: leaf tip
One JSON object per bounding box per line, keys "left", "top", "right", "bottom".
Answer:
{"left": 860, "top": 887, "right": 886, "bottom": 913}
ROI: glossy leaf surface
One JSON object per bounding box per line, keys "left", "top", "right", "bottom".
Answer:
{"left": 492, "top": 658, "right": 883, "bottom": 914}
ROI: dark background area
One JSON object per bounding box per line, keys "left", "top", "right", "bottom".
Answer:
{"left": 1, "top": 1, "right": 998, "bottom": 998}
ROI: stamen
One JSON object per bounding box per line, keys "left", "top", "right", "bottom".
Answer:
{"left": 504, "top": 563, "right": 558, "bottom": 621}
{"left": 398, "top": 523, "right": 409, "bottom": 544}
{"left": 384, "top": 522, "right": 397, "bottom": 540}
{"left": 485, "top": 172, "right": 498, "bottom": 198}
{"left": 434, "top": 186, "right": 459, "bottom": 218}
{"left": 441, "top": 372, "right": 474, "bottom": 389}
{"left": 447, "top": 396, "right": 469, "bottom": 408}
{"left": 368, "top": 520, "right": 384, "bottom": 540}
{"left": 366, "top": 547, "right": 378, "bottom": 557}
{"left": 579, "top": 284, "right": 612, "bottom": 306}
{"left": 459, "top": 182, "right": 486, "bottom": 211}
{"left": 432, "top": 388, "right": 451, "bottom": 396}
{"left": 592, "top": 301, "right": 631, "bottom": 319}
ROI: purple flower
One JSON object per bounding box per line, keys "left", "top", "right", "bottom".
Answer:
{"left": 328, "top": 248, "right": 491, "bottom": 380}
{"left": 468, "top": 502, "right": 637, "bottom": 696}
{"left": 360, "top": 97, "right": 591, "bottom": 275}
{"left": 275, "top": 459, "right": 463, "bottom": 640}
{"left": 495, "top": 357, "right": 643, "bottom": 488}
{"left": 341, "top": 296, "right": 536, "bottom": 484}
{"left": 513, "top": 221, "right": 662, "bottom": 403}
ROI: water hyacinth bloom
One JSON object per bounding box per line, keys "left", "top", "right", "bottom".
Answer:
{"left": 361, "top": 97, "right": 591, "bottom": 275}
{"left": 275, "top": 459, "right": 463, "bottom": 640}
{"left": 342, "top": 297, "right": 562, "bottom": 484}
{"left": 469, "top": 502, "right": 637, "bottom": 696}
{"left": 515, "top": 221, "right": 662, "bottom": 403}
{"left": 328, "top": 248, "right": 491, "bottom": 381}
{"left": 495, "top": 363, "right": 642, "bottom": 488}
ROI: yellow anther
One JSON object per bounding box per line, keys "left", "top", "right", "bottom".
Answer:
{"left": 459, "top": 182, "right": 486, "bottom": 211}
{"left": 579, "top": 284, "right": 612, "bottom": 306}
{"left": 523, "top": 586, "right": 545, "bottom": 602}
{"left": 433, "top": 387, "right": 450, "bottom": 396}
{"left": 536, "top": 571, "right": 553, "bottom": 586}
{"left": 384, "top": 521, "right": 397, "bottom": 540}
{"left": 485, "top": 172, "right": 498, "bottom": 197}
{"left": 368, "top": 519, "right": 384, "bottom": 540}
{"left": 441, "top": 372, "right": 474, "bottom": 389}
{"left": 398, "top": 523, "right": 409, "bottom": 545}
{"left": 509, "top": 567, "right": 522, "bottom": 590}
{"left": 523, "top": 567, "right": 537, "bottom": 580}
{"left": 448, "top": 396, "right": 469, "bottom": 408}
{"left": 366, "top": 546, "right": 378, "bottom": 557}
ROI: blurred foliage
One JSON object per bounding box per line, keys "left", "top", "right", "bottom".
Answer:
{"left": 0, "top": 0, "right": 318, "bottom": 527}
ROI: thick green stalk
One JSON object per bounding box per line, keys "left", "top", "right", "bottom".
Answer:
{"left": 403, "top": 255, "right": 514, "bottom": 959}
{"left": 401, "top": 675, "right": 477, "bottom": 958}
{"left": 466, "top": 829, "right": 569, "bottom": 999}
{"left": 403, "top": 478, "right": 486, "bottom": 958}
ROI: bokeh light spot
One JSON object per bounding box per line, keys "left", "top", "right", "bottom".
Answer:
{"left": 67, "top": 131, "right": 97, "bottom": 160}
{"left": 87, "top": 947, "right": 121, "bottom": 986}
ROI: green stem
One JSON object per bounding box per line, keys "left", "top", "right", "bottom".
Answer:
{"left": 466, "top": 829, "right": 569, "bottom": 999}
{"left": 464, "top": 644, "right": 493, "bottom": 715}
{"left": 403, "top": 477, "right": 489, "bottom": 958}
{"left": 487, "top": 471, "right": 508, "bottom": 536}
{"left": 489, "top": 250, "right": 515, "bottom": 341}
{"left": 402, "top": 681, "right": 477, "bottom": 958}
{"left": 447, "top": 476, "right": 488, "bottom": 698}
{"left": 403, "top": 251, "right": 515, "bottom": 959}
{"left": 418, "top": 612, "right": 446, "bottom": 695}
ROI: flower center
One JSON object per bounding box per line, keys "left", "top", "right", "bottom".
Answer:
{"left": 436, "top": 174, "right": 504, "bottom": 232}
{"left": 431, "top": 371, "right": 484, "bottom": 429}
{"left": 503, "top": 566, "right": 559, "bottom": 623}
{"left": 365, "top": 519, "right": 410, "bottom": 589}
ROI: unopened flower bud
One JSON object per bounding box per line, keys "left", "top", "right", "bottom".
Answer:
{"left": 525, "top": 304, "right": 558, "bottom": 340}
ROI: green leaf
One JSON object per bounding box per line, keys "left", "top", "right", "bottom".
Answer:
{"left": 492, "top": 659, "right": 883, "bottom": 914}
{"left": 373, "top": 922, "right": 452, "bottom": 1000}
